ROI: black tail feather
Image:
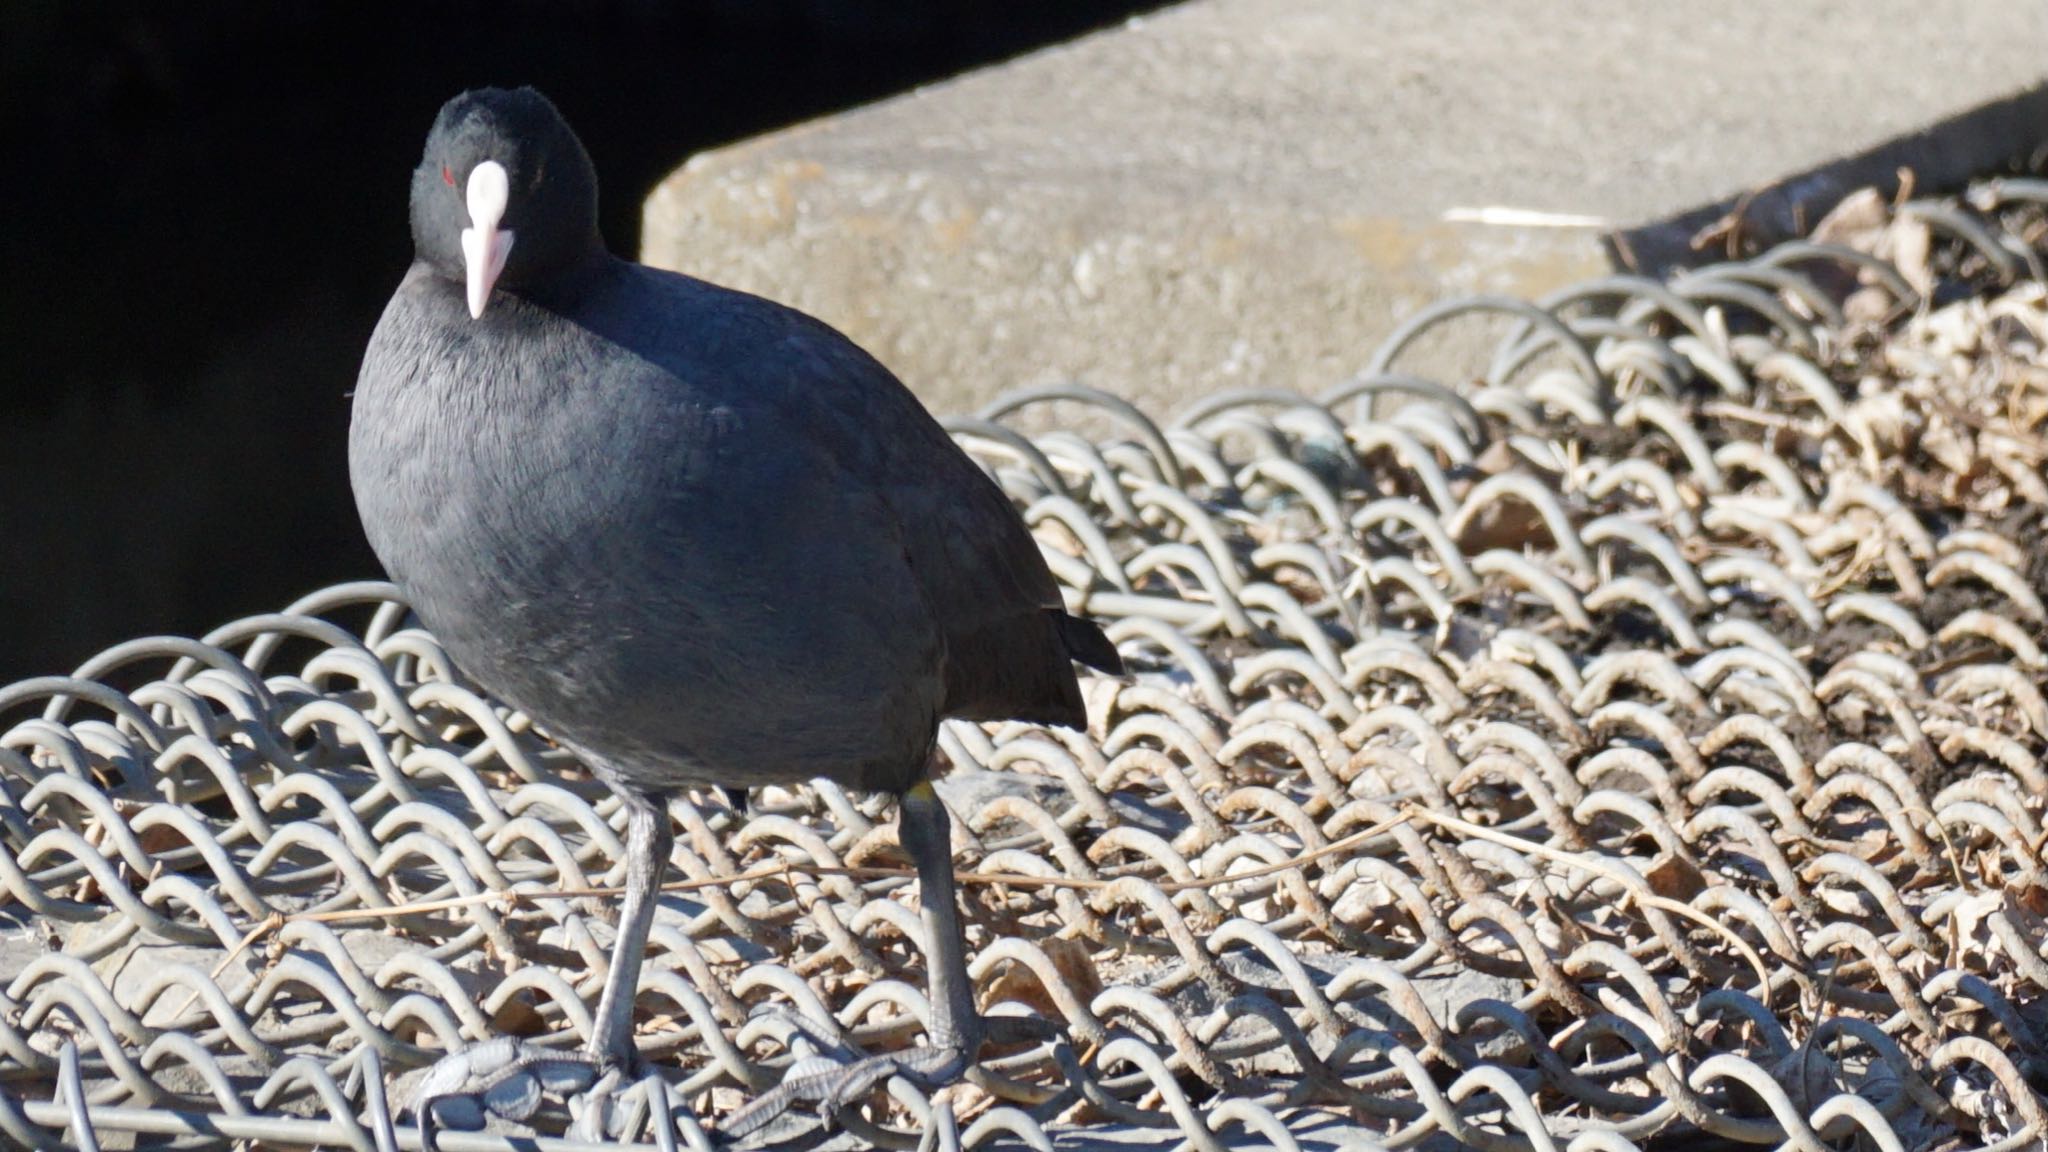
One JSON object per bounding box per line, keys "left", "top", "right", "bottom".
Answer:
{"left": 1054, "top": 611, "right": 1123, "bottom": 675}
{"left": 941, "top": 610, "right": 1123, "bottom": 729}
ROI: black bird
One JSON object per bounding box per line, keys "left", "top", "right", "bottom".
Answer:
{"left": 348, "top": 87, "right": 1122, "bottom": 1137}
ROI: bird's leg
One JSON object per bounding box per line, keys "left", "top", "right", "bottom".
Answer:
{"left": 722, "top": 780, "right": 978, "bottom": 1140}
{"left": 587, "top": 790, "right": 674, "bottom": 1071}
{"left": 411, "top": 788, "right": 672, "bottom": 1145}
{"left": 900, "top": 781, "right": 980, "bottom": 1062}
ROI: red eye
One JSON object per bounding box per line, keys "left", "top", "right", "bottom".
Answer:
{"left": 441, "top": 165, "right": 457, "bottom": 188}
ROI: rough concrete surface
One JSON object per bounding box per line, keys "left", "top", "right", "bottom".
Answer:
{"left": 643, "top": 0, "right": 2048, "bottom": 417}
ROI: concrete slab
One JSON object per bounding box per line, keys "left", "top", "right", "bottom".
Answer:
{"left": 643, "top": 0, "right": 2048, "bottom": 417}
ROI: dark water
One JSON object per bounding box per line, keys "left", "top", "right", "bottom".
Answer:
{"left": 0, "top": 2, "right": 1163, "bottom": 681}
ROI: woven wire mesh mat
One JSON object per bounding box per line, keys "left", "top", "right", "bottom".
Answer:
{"left": 10, "top": 179, "right": 2048, "bottom": 1150}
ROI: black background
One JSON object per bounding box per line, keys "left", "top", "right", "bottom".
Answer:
{"left": 0, "top": 2, "right": 1162, "bottom": 681}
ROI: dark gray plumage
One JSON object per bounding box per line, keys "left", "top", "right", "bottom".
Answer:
{"left": 349, "top": 87, "right": 1120, "bottom": 1140}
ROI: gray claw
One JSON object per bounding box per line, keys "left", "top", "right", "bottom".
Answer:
{"left": 411, "top": 1039, "right": 607, "bottom": 1149}
{"left": 743, "top": 1004, "right": 857, "bottom": 1062}
{"left": 423, "top": 1092, "right": 487, "bottom": 1134}
{"left": 721, "top": 1043, "right": 969, "bottom": 1143}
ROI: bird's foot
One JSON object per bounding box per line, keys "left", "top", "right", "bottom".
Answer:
{"left": 720, "top": 1040, "right": 970, "bottom": 1143}
{"left": 410, "top": 1039, "right": 653, "bottom": 1149}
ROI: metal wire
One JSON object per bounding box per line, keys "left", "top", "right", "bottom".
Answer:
{"left": 5, "top": 182, "right": 2048, "bottom": 1150}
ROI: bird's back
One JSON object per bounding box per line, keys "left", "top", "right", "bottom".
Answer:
{"left": 582, "top": 264, "right": 1115, "bottom": 710}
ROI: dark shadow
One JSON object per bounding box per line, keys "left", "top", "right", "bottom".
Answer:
{"left": 1606, "top": 81, "right": 2048, "bottom": 276}
{"left": 0, "top": 1, "right": 1170, "bottom": 681}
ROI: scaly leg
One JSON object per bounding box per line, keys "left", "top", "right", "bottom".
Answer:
{"left": 412, "top": 788, "right": 673, "bottom": 1144}
{"left": 586, "top": 791, "right": 674, "bottom": 1068}
{"left": 722, "top": 780, "right": 979, "bottom": 1140}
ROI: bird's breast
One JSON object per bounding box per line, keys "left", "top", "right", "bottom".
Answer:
{"left": 349, "top": 284, "right": 945, "bottom": 785}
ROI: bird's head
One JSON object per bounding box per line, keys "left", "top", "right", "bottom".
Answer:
{"left": 409, "top": 87, "right": 603, "bottom": 319}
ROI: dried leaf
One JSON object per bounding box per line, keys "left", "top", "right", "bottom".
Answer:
{"left": 981, "top": 936, "right": 1102, "bottom": 1018}
{"left": 491, "top": 992, "right": 548, "bottom": 1037}
{"left": 2009, "top": 875, "right": 2048, "bottom": 918}
{"left": 1455, "top": 500, "right": 1550, "bottom": 552}
{"left": 137, "top": 821, "right": 188, "bottom": 858}
{"left": 1644, "top": 850, "right": 1707, "bottom": 902}
{"left": 1812, "top": 187, "right": 1891, "bottom": 251}
{"left": 1919, "top": 415, "right": 1977, "bottom": 475}
{"left": 1884, "top": 214, "right": 1935, "bottom": 297}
